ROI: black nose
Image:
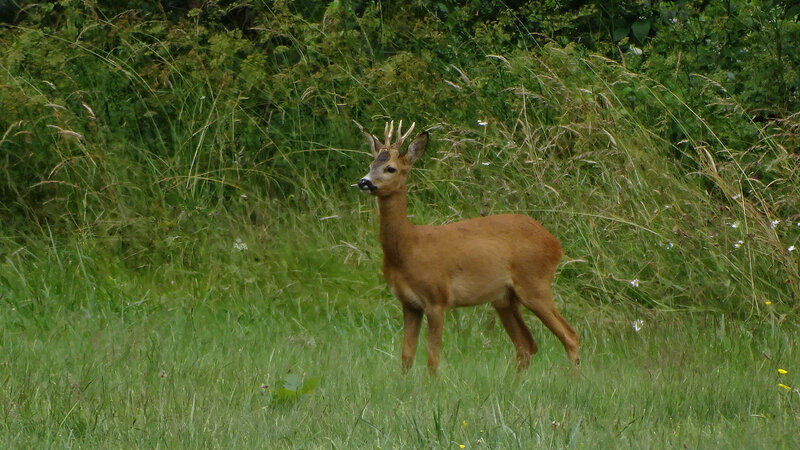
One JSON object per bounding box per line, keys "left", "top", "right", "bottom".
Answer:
{"left": 358, "top": 178, "right": 377, "bottom": 191}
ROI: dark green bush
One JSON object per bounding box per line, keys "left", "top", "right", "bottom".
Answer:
{"left": 1, "top": 0, "right": 798, "bottom": 229}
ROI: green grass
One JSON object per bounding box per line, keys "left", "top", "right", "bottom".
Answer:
{"left": 2, "top": 227, "right": 799, "bottom": 448}
{"left": 2, "top": 283, "right": 798, "bottom": 448}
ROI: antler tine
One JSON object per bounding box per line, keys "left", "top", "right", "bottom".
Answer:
{"left": 352, "top": 120, "right": 366, "bottom": 135}
{"left": 402, "top": 122, "right": 416, "bottom": 140}
{"left": 384, "top": 120, "right": 395, "bottom": 146}
{"left": 397, "top": 120, "right": 403, "bottom": 143}
{"left": 397, "top": 122, "right": 416, "bottom": 148}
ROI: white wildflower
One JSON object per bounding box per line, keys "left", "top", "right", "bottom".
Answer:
{"left": 666, "top": 242, "right": 674, "bottom": 249}
{"left": 788, "top": 246, "right": 796, "bottom": 253}
{"left": 731, "top": 193, "right": 741, "bottom": 200}
{"left": 632, "top": 319, "right": 644, "bottom": 332}
{"left": 233, "top": 238, "right": 248, "bottom": 251}
{"left": 481, "top": 162, "right": 491, "bottom": 166}
{"left": 477, "top": 120, "right": 488, "bottom": 126}
{"left": 770, "top": 219, "right": 780, "bottom": 229}
{"left": 730, "top": 221, "right": 740, "bottom": 228}
{"left": 630, "top": 279, "right": 640, "bottom": 287}
{"left": 241, "top": 194, "right": 248, "bottom": 199}
{"left": 734, "top": 240, "right": 744, "bottom": 249}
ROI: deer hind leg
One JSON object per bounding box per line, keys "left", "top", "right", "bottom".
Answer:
{"left": 494, "top": 300, "right": 537, "bottom": 371}
{"left": 401, "top": 304, "right": 423, "bottom": 373}
{"left": 512, "top": 278, "right": 580, "bottom": 365}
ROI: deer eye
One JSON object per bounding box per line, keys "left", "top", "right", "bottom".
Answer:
{"left": 385, "top": 166, "right": 397, "bottom": 173}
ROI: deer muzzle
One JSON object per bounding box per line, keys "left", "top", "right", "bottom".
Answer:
{"left": 358, "top": 178, "right": 377, "bottom": 192}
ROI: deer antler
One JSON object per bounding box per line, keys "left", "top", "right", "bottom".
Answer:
{"left": 359, "top": 119, "right": 416, "bottom": 149}
{"left": 383, "top": 120, "right": 395, "bottom": 147}
{"left": 396, "top": 121, "right": 416, "bottom": 149}
{"left": 353, "top": 120, "right": 368, "bottom": 136}
{"left": 354, "top": 120, "right": 381, "bottom": 155}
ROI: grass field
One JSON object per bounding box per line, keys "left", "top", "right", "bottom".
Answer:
{"left": 2, "top": 225, "right": 799, "bottom": 448}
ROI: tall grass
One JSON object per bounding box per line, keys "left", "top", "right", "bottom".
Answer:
{"left": 2, "top": 4, "right": 797, "bottom": 316}
{"left": 1, "top": 247, "right": 799, "bottom": 447}
{"left": 399, "top": 44, "right": 799, "bottom": 316}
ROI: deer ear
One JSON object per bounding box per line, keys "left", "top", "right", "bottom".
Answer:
{"left": 354, "top": 121, "right": 381, "bottom": 156}
{"left": 405, "top": 132, "right": 428, "bottom": 164}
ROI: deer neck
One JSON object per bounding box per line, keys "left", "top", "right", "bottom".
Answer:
{"left": 378, "top": 188, "right": 414, "bottom": 264}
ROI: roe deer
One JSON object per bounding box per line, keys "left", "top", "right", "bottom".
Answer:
{"left": 355, "top": 120, "right": 579, "bottom": 372}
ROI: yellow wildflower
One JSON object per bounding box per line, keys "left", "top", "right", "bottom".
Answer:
{"left": 778, "top": 383, "right": 791, "bottom": 391}
{"left": 462, "top": 420, "right": 467, "bottom": 427}
{"left": 459, "top": 445, "right": 466, "bottom": 449}
{"left": 778, "top": 369, "right": 788, "bottom": 375}
{"left": 765, "top": 301, "right": 772, "bottom": 305}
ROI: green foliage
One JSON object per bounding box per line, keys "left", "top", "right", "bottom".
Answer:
{"left": 643, "top": 0, "right": 800, "bottom": 114}
{"left": 273, "top": 374, "right": 321, "bottom": 404}
{"left": 0, "top": 2, "right": 798, "bottom": 313}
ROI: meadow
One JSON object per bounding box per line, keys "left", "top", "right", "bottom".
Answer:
{"left": 2, "top": 226, "right": 799, "bottom": 448}
{"left": 2, "top": 210, "right": 799, "bottom": 448}
{"left": 1, "top": 1, "right": 799, "bottom": 447}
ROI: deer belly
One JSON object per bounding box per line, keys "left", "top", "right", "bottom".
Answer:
{"left": 388, "top": 271, "right": 511, "bottom": 309}
{"left": 450, "top": 275, "right": 511, "bottom": 307}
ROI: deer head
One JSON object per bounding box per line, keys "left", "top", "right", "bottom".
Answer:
{"left": 355, "top": 120, "right": 428, "bottom": 196}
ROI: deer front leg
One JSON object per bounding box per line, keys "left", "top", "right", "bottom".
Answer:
{"left": 401, "top": 303, "right": 423, "bottom": 373}
{"left": 425, "top": 304, "right": 445, "bottom": 373}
